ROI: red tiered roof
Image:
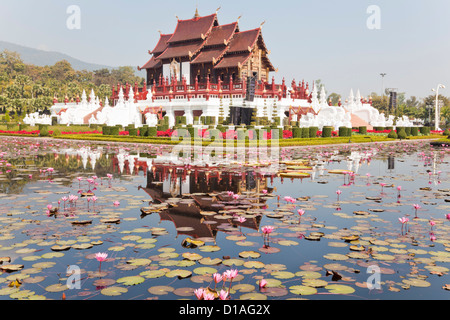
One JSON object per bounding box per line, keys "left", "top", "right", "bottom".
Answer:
{"left": 139, "top": 56, "right": 161, "bottom": 70}
{"left": 156, "top": 41, "right": 206, "bottom": 60}
{"left": 226, "top": 28, "right": 260, "bottom": 53}
{"left": 191, "top": 47, "right": 228, "bottom": 64}
{"left": 167, "top": 13, "right": 217, "bottom": 43}
{"left": 204, "top": 22, "right": 237, "bottom": 47}
{"left": 151, "top": 33, "right": 172, "bottom": 55}
{"left": 214, "top": 52, "right": 252, "bottom": 69}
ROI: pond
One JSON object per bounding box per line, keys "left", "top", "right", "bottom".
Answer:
{"left": 0, "top": 136, "right": 449, "bottom": 300}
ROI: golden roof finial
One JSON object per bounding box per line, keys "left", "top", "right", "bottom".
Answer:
{"left": 194, "top": 6, "right": 200, "bottom": 18}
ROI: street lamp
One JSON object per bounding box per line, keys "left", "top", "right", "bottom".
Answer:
{"left": 431, "top": 84, "right": 445, "bottom": 131}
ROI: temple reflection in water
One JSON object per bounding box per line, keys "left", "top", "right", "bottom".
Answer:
{"left": 137, "top": 160, "right": 277, "bottom": 241}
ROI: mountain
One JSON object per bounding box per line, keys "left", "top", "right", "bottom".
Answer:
{"left": 0, "top": 40, "right": 142, "bottom": 75}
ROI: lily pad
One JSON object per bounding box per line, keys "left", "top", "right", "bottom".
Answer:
{"left": 289, "top": 285, "right": 317, "bottom": 295}
{"left": 101, "top": 286, "right": 128, "bottom": 296}
{"left": 165, "top": 269, "right": 192, "bottom": 279}
{"left": 325, "top": 284, "right": 355, "bottom": 294}
{"left": 116, "top": 276, "right": 145, "bottom": 286}
{"left": 239, "top": 251, "right": 261, "bottom": 259}
{"left": 148, "top": 285, "right": 174, "bottom": 295}
{"left": 140, "top": 270, "right": 166, "bottom": 279}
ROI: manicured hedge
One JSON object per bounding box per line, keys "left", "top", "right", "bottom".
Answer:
{"left": 147, "top": 127, "right": 157, "bottom": 137}
{"left": 301, "top": 127, "right": 310, "bottom": 138}
{"left": 359, "top": 126, "right": 367, "bottom": 135}
{"left": 110, "top": 126, "right": 120, "bottom": 136}
{"left": 293, "top": 127, "right": 301, "bottom": 138}
{"left": 388, "top": 130, "right": 398, "bottom": 139}
{"left": 309, "top": 126, "right": 319, "bottom": 138}
{"left": 40, "top": 125, "right": 50, "bottom": 137}
{"left": 322, "top": 126, "right": 333, "bottom": 138}
{"left": 411, "top": 126, "right": 419, "bottom": 136}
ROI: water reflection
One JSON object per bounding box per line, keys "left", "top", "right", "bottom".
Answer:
{"left": 138, "top": 163, "right": 272, "bottom": 242}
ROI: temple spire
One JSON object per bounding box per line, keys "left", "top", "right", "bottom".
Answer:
{"left": 194, "top": 6, "right": 200, "bottom": 18}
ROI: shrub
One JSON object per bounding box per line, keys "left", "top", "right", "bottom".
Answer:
{"left": 411, "top": 126, "right": 419, "bottom": 136}
{"left": 388, "top": 130, "right": 398, "bottom": 139}
{"left": 359, "top": 126, "right": 367, "bottom": 135}
{"left": 147, "top": 127, "right": 157, "bottom": 137}
{"left": 51, "top": 128, "right": 62, "bottom": 136}
{"left": 128, "top": 128, "right": 138, "bottom": 136}
{"left": 443, "top": 128, "right": 450, "bottom": 136}
{"left": 309, "top": 126, "right": 319, "bottom": 138}
{"left": 39, "top": 125, "right": 50, "bottom": 137}
{"left": 301, "top": 127, "right": 310, "bottom": 138}
{"left": 397, "top": 129, "right": 407, "bottom": 140}
{"left": 420, "top": 126, "right": 430, "bottom": 135}
{"left": 405, "top": 127, "right": 411, "bottom": 136}
{"left": 322, "top": 126, "right": 332, "bottom": 138}
{"left": 293, "top": 127, "right": 302, "bottom": 138}
{"left": 110, "top": 126, "right": 120, "bottom": 136}
{"left": 139, "top": 126, "right": 148, "bottom": 136}
{"left": 339, "top": 126, "right": 348, "bottom": 137}
{"left": 102, "top": 126, "right": 110, "bottom": 135}
{"left": 6, "top": 123, "right": 16, "bottom": 130}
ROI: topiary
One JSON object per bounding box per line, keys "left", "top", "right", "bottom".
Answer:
{"left": 443, "top": 128, "right": 450, "bottom": 136}
{"left": 322, "top": 126, "right": 332, "bottom": 138}
{"left": 51, "top": 128, "right": 62, "bottom": 137}
{"left": 397, "top": 129, "right": 407, "bottom": 140}
{"left": 301, "top": 127, "right": 310, "bottom": 138}
{"left": 39, "top": 125, "right": 50, "bottom": 137}
{"left": 292, "top": 127, "right": 301, "bottom": 138}
{"left": 388, "top": 130, "right": 398, "bottom": 139}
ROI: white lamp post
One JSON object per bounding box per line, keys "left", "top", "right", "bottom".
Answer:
{"left": 432, "top": 84, "right": 445, "bottom": 131}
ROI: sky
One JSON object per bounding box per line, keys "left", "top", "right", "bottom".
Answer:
{"left": 0, "top": 0, "right": 449, "bottom": 99}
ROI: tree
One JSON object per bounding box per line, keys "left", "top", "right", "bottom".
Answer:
{"left": 327, "top": 93, "right": 340, "bottom": 106}
{"left": 440, "top": 106, "right": 450, "bottom": 127}
{"left": 370, "top": 92, "right": 389, "bottom": 114}
{"left": 50, "top": 60, "right": 74, "bottom": 81}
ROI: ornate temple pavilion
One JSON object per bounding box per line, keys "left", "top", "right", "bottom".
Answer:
{"left": 47, "top": 8, "right": 410, "bottom": 131}
{"left": 139, "top": 8, "right": 275, "bottom": 86}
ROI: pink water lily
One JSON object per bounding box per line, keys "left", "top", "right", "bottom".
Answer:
{"left": 213, "top": 273, "right": 223, "bottom": 290}
{"left": 262, "top": 225, "right": 274, "bottom": 235}
{"left": 297, "top": 209, "right": 305, "bottom": 216}
{"left": 399, "top": 217, "right": 409, "bottom": 234}
{"left": 218, "top": 289, "right": 229, "bottom": 300}
{"left": 203, "top": 292, "right": 215, "bottom": 300}
{"left": 194, "top": 288, "right": 205, "bottom": 300}
{"left": 113, "top": 201, "right": 120, "bottom": 206}
{"left": 283, "top": 196, "right": 296, "bottom": 204}
{"left": 95, "top": 252, "right": 108, "bottom": 272}
{"left": 237, "top": 216, "right": 246, "bottom": 223}
{"left": 259, "top": 279, "right": 268, "bottom": 289}
{"left": 95, "top": 252, "right": 108, "bottom": 262}
{"left": 399, "top": 217, "right": 409, "bottom": 224}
